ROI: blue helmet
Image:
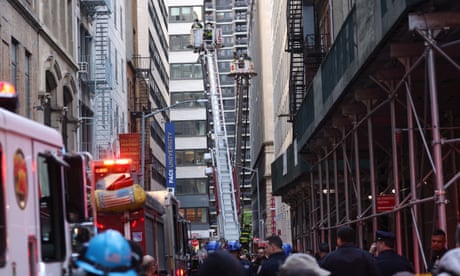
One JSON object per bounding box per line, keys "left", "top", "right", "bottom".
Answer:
{"left": 206, "top": 240, "right": 220, "bottom": 252}
{"left": 282, "top": 243, "right": 292, "bottom": 256}
{"left": 76, "top": 229, "right": 137, "bottom": 276}
{"left": 227, "top": 240, "right": 241, "bottom": 252}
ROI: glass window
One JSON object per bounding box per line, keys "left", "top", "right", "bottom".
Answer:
{"left": 170, "top": 35, "right": 190, "bottom": 51}
{"left": 216, "top": 12, "right": 232, "bottom": 22}
{"left": 218, "top": 61, "right": 230, "bottom": 72}
{"left": 170, "top": 64, "right": 182, "bottom": 79}
{"left": 226, "top": 125, "right": 235, "bottom": 135}
{"left": 169, "top": 6, "right": 202, "bottom": 22}
{"left": 170, "top": 63, "right": 203, "bottom": 80}
{"left": 181, "top": 7, "right": 192, "bottom": 21}
{"left": 193, "top": 64, "right": 203, "bottom": 79}
{"left": 176, "top": 178, "right": 207, "bottom": 195}
{"left": 11, "top": 39, "right": 19, "bottom": 87}
{"left": 180, "top": 208, "right": 208, "bottom": 223}
{"left": 220, "top": 74, "right": 234, "bottom": 85}
{"left": 171, "top": 92, "right": 207, "bottom": 107}
{"left": 220, "top": 24, "right": 233, "bottom": 35}
{"left": 170, "top": 7, "right": 180, "bottom": 20}
{"left": 222, "top": 36, "right": 233, "bottom": 46}
{"left": 38, "top": 154, "right": 66, "bottom": 262}
{"left": 224, "top": 111, "right": 235, "bottom": 121}
{"left": 221, "top": 87, "right": 234, "bottom": 97}
{"left": 217, "top": 49, "right": 233, "bottom": 59}
{"left": 175, "top": 121, "right": 207, "bottom": 137}
{"left": 223, "top": 99, "right": 235, "bottom": 109}
{"left": 182, "top": 64, "right": 193, "bottom": 78}
{"left": 176, "top": 149, "right": 206, "bottom": 166}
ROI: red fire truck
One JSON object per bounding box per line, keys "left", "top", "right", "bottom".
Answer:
{"left": 91, "top": 158, "right": 190, "bottom": 276}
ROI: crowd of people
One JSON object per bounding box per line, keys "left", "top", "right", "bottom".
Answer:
{"left": 195, "top": 224, "right": 460, "bottom": 276}
{"left": 72, "top": 224, "right": 460, "bottom": 276}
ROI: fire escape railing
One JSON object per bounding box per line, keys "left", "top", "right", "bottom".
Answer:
{"left": 286, "top": 0, "right": 305, "bottom": 123}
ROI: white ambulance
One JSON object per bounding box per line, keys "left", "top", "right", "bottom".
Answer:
{"left": 0, "top": 81, "right": 88, "bottom": 276}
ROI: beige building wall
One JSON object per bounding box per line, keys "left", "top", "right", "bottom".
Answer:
{"left": 1, "top": 0, "right": 80, "bottom": 151}
{"left": 249, "top": 0, "right": 291, "bottom": 243}
{"left": 270, "top": 0, "right": 292, "bottom": 245}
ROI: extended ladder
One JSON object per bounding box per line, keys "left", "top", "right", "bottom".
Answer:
{"left": 204, "top": 49, "right": 240, "bottom": 241}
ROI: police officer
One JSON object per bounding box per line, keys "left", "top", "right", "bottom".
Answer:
{"left": 374, "top": 230, "right": 414, "bottom": 276}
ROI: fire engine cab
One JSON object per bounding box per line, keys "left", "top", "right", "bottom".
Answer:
{"left": 0, "top": 81, "right": 88, "bottom": 276}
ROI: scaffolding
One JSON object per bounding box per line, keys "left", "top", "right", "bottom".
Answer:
{"left": 281, "top": 4, "right": 460, "bottom": 274}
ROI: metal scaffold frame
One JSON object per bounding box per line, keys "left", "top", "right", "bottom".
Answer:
{"left": 283, "top": 8, "right": 460, "bottom": 274}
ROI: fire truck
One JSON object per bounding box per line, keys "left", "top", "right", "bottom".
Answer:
{"left": 0, "top": 81, "right": 89, "bottom": 276}
{"left": 91, "top": 158, "right": 190, "bottom": 276}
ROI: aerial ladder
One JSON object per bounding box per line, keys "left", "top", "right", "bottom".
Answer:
{"left": 191, "top": 23, "right": 240, "bottom": 241}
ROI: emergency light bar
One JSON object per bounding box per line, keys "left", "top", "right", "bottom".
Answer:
{"left": 93, "top": 158, "right": 133, "bottom": 177}
{"left": 102, "top": 158, "right": 132, "bottom": 166}
{"left": 0, "top": 81, "right": 18, "bottom": 112}
{"left": 0, "top": 81, "right": 17, "bottom": 97}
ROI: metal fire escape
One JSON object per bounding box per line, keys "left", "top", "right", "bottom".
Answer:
{"left": 193, "top": 25, "right": 240, "bottom": 240}
{"left": 286, "top": 0, "right": 305, "bottom": 122}
{"left": 81, "top": 0, "right": 113, "bottom": 159}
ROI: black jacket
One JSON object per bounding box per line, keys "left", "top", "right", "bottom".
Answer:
{"left": 321, "top": 243, "right": 378, "bottom": 276}
{"left": 258, "top": 252, "right": 286, "bottom": 276}
{"left": 428, "top": 248, "right": 448, "bottom": 273}
{"left": 376, "top": 250, "right": 414, "bottom": 276}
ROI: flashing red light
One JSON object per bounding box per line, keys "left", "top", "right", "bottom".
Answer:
{"left": 0, "top": 81, "right": 18, "bottom": 112}
{"left": 102, "top": 158, "right": 132, "bottom": 166}
{"left": 0, "top": 81, "right": 16, "bottom": 97}
{"left": 176, "top": 268, "right": 185, "bottom": 276}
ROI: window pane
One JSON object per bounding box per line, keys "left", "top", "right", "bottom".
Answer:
{"left": 193, "top": 64, "right": 203, "bottom": 79}
{"left": 184, "top": 150, "right": 195, "bottom": 164}
{"left": 176, "top": 178, "right": 207, "bottom": 195}
{"left": 183, "top": 64, "right": 193, "bottom": 79}
{"left": 183, "top": 209, "right": 195, "bottom": 222}
{"left": 197, "top": 208, "right": 208, "bottom": 223}
{"left": 171, "top": 64, "right": 182, "bottom": 79}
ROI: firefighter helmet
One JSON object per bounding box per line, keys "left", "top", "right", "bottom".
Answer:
{"left": 282, "top": 243, "right": 292, "bottom": 256}
{"left": 227, "top": 240, "right": 241, "bottom": 252}
{"left": 206, "top": 240, "right": 220, "bottom": 252}
{"left": 76, "top": 229, "right": 136, "bottom": 275}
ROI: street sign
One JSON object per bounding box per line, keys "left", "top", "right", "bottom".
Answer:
{"left": 376, "top": 194, "right": 396, "bottom": 212}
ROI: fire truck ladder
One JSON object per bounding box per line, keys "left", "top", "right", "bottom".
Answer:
{"left": 205, "top": 50, "right": 240, "bottom": 241}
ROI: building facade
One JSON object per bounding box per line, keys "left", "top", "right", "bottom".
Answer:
{"left": 1, "top": 0, "right": 80, "bottom": 152}
{"left": 248, "top": 0, "right": 292, "bottom": 243}
{"left": 79, "top": 0, "right": 129, "bottom": 160}
{"left": 271, "top": 0, "right": 460, "bottom": 273}
{"left": 126, "top": 0, "right": 170, "bottom": 191}
{"left": 167, "top": 0, "right": 212, "bottom": 240}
